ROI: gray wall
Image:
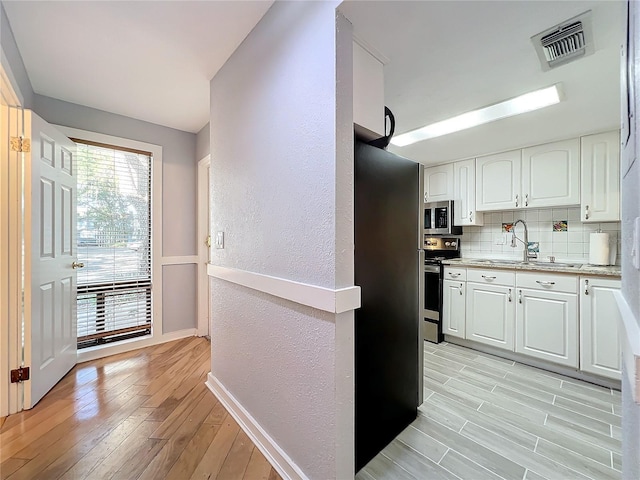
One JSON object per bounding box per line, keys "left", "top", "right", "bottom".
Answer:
{"left": 196, "top": 122, "right": 210, "bottom": 159}
{"left": 33, "top": 95, "right": 198, "bottom": 334}
{"left": 1, "top": 2, "right": 33, "bottom": 107}
{"left": 622, "top": 3, "right": 640, "bottom": 477}
{"left": 33, "top": 95, "right": 197, "bottom": 257}
{"left": 209, "top": 1, "right": 353, "bottom": 478}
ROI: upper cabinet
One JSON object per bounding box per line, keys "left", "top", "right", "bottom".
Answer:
{"left": 476, "top": 139, "right": 580, "bottom": 211}
{"left": 353, "top": 42, "right": 384, "bottom": 140}
{"left": 453, "top": 159, "right": 483, "bottom": 226}
{"left": 581, "top": 131, "right": 620, "bottom": 222}
{"left": 476, "top": 150, "right": 521, "bottom": 211}
{"left": 522, "top": 138, "right": 580, "bottom": 208}
{"left": 424, "top": 163, "right": 454, "bottom": 203}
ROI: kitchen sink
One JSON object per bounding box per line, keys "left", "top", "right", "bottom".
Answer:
{"left": 472, "top": 259, "right": 581, "bottom": 268}
{"left": 472, "top": 259, "right": 523, "bottom": 265}
{"left": 529, "top": 262, "right": 581, "bottom": 268}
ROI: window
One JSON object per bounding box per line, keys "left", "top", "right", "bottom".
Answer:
{"left": 74, "top": 140, "right": 152, "bottom": 348}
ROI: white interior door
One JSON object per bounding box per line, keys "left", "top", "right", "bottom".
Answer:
{"left": 23, "top": 110, "right": 78, "bottom": 409}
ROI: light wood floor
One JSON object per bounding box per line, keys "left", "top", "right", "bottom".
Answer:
{"left": 358, "top": 341, "right": 622, "bottom": 480}
{"left": 0, "top": 337, "right": 282, "bottom": 480}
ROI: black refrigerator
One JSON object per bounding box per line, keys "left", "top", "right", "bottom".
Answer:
{"left": 354, "top": 141, "right": 424, "bottom": 471}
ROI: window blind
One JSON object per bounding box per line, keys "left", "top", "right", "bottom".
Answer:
{"left": 74, "top": 141, "right": 152, "bottom": 348}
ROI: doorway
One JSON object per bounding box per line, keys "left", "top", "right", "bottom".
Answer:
{"left": 197, "top": 155, "right": 211, "bottom": 337}
{"left": 0, "top": 59, "right": 23, "bottom": 418}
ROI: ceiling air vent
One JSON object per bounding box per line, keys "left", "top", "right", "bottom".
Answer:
{"left": 531, "top": 11, "right": 594, "bottom": 71}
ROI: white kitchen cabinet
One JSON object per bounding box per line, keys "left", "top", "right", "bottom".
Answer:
{"left": 476, "top": 139, "right": 579, "bottom": 212}
{"left": 453, "top": 159, "right": 483, "bottom": 226}
{"left": 581, "top": 131, "right": 620, "bottom": 222}
{"left": 424, "top": 163, "right": 454, "bottom": 203}
{"left": 522, "top": 138, "right": 580, "bottom": 208}
{"left": 353, "top": 41, "right": 384, "bottom": 140}
{"left": 466, "top": 282, "right": 515, "bottom": 350}
{"left": 443, "top": 279, "right": 466, "bottom": 338}
{"left": 476, "top": 150, "right": 521, "bottom": 211}
{"left": 580, "top": 276, "right": 622, "bottom": 380}
{"left": 515, "top": 288, "right": 578, "bottom": 368}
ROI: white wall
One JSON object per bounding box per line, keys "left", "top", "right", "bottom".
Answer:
{"left": 208, "top": 1, "right": 354, "bottom": 478}
{"left": 621, "top": 107, "right": 640, "bottom": 479}
{"left": 621, "top": 3, "right": 640, "bottom": 478}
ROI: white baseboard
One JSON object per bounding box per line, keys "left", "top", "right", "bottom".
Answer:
{"left": 77, "top": 328, "right": 197, "bottom": 364}
{"left": 205, "top": 373, "right": 309, "bottom": 480}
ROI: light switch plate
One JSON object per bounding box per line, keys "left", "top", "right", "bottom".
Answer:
{"left": 215, "top": 231, "right": 224, "bottom": 249}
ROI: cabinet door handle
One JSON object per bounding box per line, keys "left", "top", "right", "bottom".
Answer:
{"left": 481, "top": 275, "right": 496, "bottom": 280}
{"left": 449, "top": 272, "right": 461, "bottom": 277}
{"left": 584, "top": 279, "right": 589, "bottom": 295}
{"left": 585, "top": 205, "right": 590, "bottom": 220}
{"left": 525, "top": 194, "right": 529, "bottom": 207}
{"left": 535, "top": 281, "right": 556, "bottom": 286}
{"left": 424, "top": 192, "right": 428, "bottom": 202}
{"left": 469, "top": 211, "right": 473, "bottom": 221}
{"left": 458, "top": 284, "right": 463, "bottom": 295}
{"left": 508, "top": 288, "right": 512, "bottom": 302}
{"left": 518, "top": 289, "right": 522, "bottom": 304}
{"left": 515, "top": 194, "right": 519, "bottom": 207}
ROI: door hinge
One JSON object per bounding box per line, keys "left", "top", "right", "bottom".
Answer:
{"left": 10, "top": 136, "right": 31, "bottom": 153}
{"left": 10, "top": 366, "right": 30, "bottom": 383}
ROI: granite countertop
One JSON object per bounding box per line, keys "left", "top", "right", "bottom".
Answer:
{"left": 443, "top": 258, "right": 621, "bottom": 278}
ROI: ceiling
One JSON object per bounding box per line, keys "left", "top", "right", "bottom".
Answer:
{"left": 3, "top": 1, "right": 625, "bottom": 153}
{"left": 339, "top": 0, "right": 625, "bottom": 165}
{"left": 2, "top": 1, "right": 274, "bottom": 133}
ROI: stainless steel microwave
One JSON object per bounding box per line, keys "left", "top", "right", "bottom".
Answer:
{"left": 424, "top": 200, "right": 462, "bottom": 236}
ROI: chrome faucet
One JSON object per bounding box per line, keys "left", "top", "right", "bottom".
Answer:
{"left": 511, "top": 219, "right": 537, "bottom": 263}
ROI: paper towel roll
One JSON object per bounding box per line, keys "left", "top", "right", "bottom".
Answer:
{"left": 589, "top": 232, "right": 610, "bottom": 265}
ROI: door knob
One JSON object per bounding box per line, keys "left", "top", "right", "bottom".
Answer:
{"left": 72, "top": 261, "right": 85, "bottom": 269}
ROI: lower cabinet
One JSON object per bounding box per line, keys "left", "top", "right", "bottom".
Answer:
{"left": 466, "top": 282, "right": 515, "bottom": 350}
{"left": 580, "top": 277, "right": 622, "bottom": 380}
{"left": 515, "top": 288, "right": 578, "bottom": 368}
{"left": 442, "top": 266, "right": 621, "bottom": 381}
{"left": 443, "top": 279, "right": 465, "bottom": 338}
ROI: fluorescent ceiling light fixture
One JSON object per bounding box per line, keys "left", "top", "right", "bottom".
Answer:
{"left": 391, "top": 84, "right": 563, "bottom": 147}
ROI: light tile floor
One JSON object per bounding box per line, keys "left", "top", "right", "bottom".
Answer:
{"left": 357, "top": 341, "right": 621, "bottom": 480}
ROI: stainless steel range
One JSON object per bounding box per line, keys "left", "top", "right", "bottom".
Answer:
{"left": 423, "top": 236, "right": 461, "bottom": 343}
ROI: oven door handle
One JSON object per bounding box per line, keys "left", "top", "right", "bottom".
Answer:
{"left": 424, "top": 265, "right": 441, "bottom": 274}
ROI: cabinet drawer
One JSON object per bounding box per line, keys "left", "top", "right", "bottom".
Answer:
{"left": 444, "top": 267, "right": 466, "bottom": 281}
{"left": 516, "top": 271, "right": 577, "bottom": 293}
{"left": 467, "top": 268, "right": 514, "bottom": 285}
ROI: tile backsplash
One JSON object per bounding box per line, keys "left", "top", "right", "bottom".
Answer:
{"left": 459, "top": 207, "right": 621, "bottom": 265}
